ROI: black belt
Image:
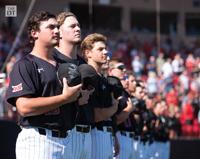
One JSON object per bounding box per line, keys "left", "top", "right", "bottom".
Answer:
{"left": 96, "top": 126, "right": 113, "bottom": 133}
{"left": 76, "top": 125, "right": 91, "bottom": 133}
{"left": 120, "top": 131, "right": 134, "bottom": 138}
{"left": 134, "top": 136, "right": 139, "bottom": 140}
{"left": 38, "top": 128, "right": 68, "bottom": 138}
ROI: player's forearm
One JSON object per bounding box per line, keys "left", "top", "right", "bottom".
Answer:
{"left": 116, "top": 111, "right": 130, "bottom": 124}
{"left": 116, "top": 99, "right": 133, "bottom": 124}
{"left": 16, "top": 95, "right": 67, "bottom": 117}
{"left": 94, "top": 106, "right": 117, "bottom": 122}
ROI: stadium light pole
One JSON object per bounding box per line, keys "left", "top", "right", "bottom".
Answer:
{"left": 1, "top": 0, "right": 36, "bottom": 73}
{"left": 156, "top": 0, "right": 161, "bottom": 54}
{"left": 88, "top": 0, "right": 93, "bottom": 31}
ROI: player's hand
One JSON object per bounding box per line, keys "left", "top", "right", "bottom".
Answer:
{"left": 62, "top": 78, "right": 82, "bottom": 103}
{"left": 78, "top": 88, "right": 95, "bottom": 106}
{"left": 124, "top": 98, "right": 134, "bottom": 112}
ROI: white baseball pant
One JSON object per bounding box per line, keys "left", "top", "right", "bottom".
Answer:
{"left": 16, "top": 127, "right": 72, "bottom": 159}
{"left": 71, "top": 125, "right": 92, "bottom": 159}
{"left": 91, "top": 127, "right": 113, "bottom": 159}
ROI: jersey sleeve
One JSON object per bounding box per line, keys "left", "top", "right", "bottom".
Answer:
{"left": 6, "top": 59, "right": 39, "bottom": 106}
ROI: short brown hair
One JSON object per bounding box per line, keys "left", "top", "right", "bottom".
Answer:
{"left": 81, "top": 33, "right": 107, "bottom": 58}
{"left": 57, "top": 11, "right": 76, "bottom": 26}
{"left": 27, "top": 11, "right": 56, "bottom": 44}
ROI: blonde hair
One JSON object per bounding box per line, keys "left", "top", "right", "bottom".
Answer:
{"left": 108, "top": 59, "right": 120, "bottom": 69}
{"left": 57, "top": 11, "right": 76, "bottom": 26}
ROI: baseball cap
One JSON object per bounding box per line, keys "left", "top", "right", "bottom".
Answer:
{"left": 78, "top": 64, "right": 99, "bottom": 90}
{"left": 57, "top": 63, "right": 81, "bottom": 86}
{"left": 107, "top": 76, "right": 123, "bottom": 98}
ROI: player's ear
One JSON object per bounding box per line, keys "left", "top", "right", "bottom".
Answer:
{"left": 85, "top": 49, "right": 91, "bottom": 59}
{"left": 31, "top": 29, "right": 39, "bottom": 40}
{"left": 58, "top": 25, "right": 63, "bottom": 39}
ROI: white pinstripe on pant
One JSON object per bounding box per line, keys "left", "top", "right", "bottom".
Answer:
{"left": 16, "top": 127, "right": 72, "bottom": 159}
{"left": 91, "top": 127, "right": 113, "bottom": 159}
{"left": 71, "top": 126, "right": 92, "bottom": 159}
{"left": 116, "top": 132, "right": 136, "bottom": 159}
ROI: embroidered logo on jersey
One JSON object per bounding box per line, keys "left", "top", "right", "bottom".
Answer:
{"left": 12, "top": 83, "right": 23, "bottom": 92}
{"left": 37, "top": 68, "right": 44, "bottom": 73}
{"left": 101, "top": 84, "right": 106, "bottom": 90}
{"left": 45, "top": 108, "right": 60, "bottom": 115}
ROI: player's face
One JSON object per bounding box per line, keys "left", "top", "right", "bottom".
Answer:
{"left": 59, "top": 16, "right": 81, "bottom": 44}
{"left": 110, "top": 63, "right": 126, "bottom": 80}
{"left": 135, "top": 86, "right": 143, "bottom": 99}
{"left": 155, "top": 102, "right": 166, "bottom": 115}
{"left": 141, "top": 83, "right": 147, "bottom": 99}
{"left": 128, "top": 75, "right": 136, "bottom": 92}
{"left": 88, "top": 41, "right": 108, "bottom": 65}
{"left": 120, "top": 76, "right": 129, "bottom": 89}
{"left": 34, "top": 18, "right": 59, "bottom": 47}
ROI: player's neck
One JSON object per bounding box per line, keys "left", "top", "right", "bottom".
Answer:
{"left": 87, "top": 61, "right": 102, "bottom": 74}
{"left": 56, "top": 41, "right": 77, "bottom": 59}
{"left": 31, "top": 43, "right": 54, "bottom": 61}
{"left": 128, "top": 90, "right": 134, "bottom": 96}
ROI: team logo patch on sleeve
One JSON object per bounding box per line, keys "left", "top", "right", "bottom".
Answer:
{"left": 12, "top": 83, "right": 23, "bottom": 92}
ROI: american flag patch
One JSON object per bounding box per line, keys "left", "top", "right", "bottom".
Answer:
{"left": 12, "top": 83, "right": 23, "bottom": 92}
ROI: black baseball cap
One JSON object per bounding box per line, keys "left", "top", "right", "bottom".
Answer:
{"left": 57, "top": 63, "right": 81, "bottom": 86}
{"left": 107, "top": 76, "right": 123, "bottom": 98}
{"left": 78, "top": 64, "right": 99, "bottom": 89}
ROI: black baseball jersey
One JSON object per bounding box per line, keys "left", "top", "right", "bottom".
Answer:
{"left": 6, "top": 54, "right": 71, "bottom": 131}
{"left": 117, "top": 90, "right": 134, "bottom": 132}
{"left": 154, "top": 115, "right": 170, "bottom": 142}
{"left": 53, "top": 48, "right": 86, "bottom": 65}
{"left": 116, "top": 90, "right": 129, "bottom": 114}
{"left": 53, "top": 48, "right": 94, "bottom": 125}
{"left": 91, "top": 74, "right": 113, "bottom": 108}
{"left": 90, "top": 74, "right": 118, "bottom": 133}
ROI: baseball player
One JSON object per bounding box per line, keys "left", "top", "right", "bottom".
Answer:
{"left": 129, "top": 80, "right": 152, "bottom": 159}
{"left": 81, "top": 33, "right": 119, "bottom": 159}
{"left": 53, "top": 11, "right": 94, "bottom": 159}
{"left": 108, "top": 60, "right": 136, "bottom": 159}
{"left": 153, "top": 100, "right": 170, "bottom": 159}
{"left": 6, "top": 11, "right": 81, "bottom": 159}
{"left": 127, "top": 73, "right": 141, "bottom": 159}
